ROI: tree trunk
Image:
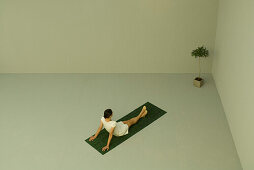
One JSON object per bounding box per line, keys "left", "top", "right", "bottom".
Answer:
{"left": 198, "top": 57, "right": 201, "bottom": 78}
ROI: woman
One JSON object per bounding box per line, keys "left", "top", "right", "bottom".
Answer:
{"left": 89, "top": 106, "right": 148, "bottom": 152}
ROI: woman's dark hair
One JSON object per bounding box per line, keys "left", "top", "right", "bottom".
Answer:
{"left": 104, "top": 109, "right": 113, "bottom": 118}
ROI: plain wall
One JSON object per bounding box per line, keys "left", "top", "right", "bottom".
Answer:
{"left": 0, "top": 0, "right": 218, "bottom": 73}
{"left": 212, "top": 0, "right": 254, "bottom": 169}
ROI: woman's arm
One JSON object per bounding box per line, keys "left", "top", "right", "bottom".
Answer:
{"left": 102, "top": 127, "right": 115, "bottom": 151}
{"left": 89, "top": 120, "right": 103, "bottom": 141}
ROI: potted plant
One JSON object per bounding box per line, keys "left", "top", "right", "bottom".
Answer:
{"left": 191, "top": 46, "right": 209, "bottom": 88}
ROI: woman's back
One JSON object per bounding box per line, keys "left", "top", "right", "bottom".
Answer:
{"left": 101, "top": 117, "right": 128, "bottom": 136}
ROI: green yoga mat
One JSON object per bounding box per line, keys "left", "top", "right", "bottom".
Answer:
{"left": 85, "top": 102, "right": 167, "bottom": 155}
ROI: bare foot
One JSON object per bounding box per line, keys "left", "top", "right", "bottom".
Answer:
{"left": 142, "top": 106, "right": 146, "bottom": 112}
{"left": 141, "top": 110, "right": 148, "bottom": 118}
{"left": 138, "top": 106, "right": 146, "bottom": 117}
{"left": 140, "top": 106, "right": 146, "bottom": 114}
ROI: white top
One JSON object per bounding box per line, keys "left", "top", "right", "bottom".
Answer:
{"left": 101, "top": 117, "right": 128, "bottom": 136}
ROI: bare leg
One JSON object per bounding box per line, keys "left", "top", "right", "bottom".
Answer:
{"left": 122, "top": 106, "right": 147, "bottom": 128}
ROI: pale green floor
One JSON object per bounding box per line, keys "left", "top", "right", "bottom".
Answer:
{"left": 0, "top": 73, "right": 242, "bottom": 170}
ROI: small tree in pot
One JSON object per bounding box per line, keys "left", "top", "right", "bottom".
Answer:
{"left": 191, "top": 46, "right": 209, "bottom": 88}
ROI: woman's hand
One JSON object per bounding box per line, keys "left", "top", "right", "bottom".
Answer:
{"left": 89, "top": 135, "right": 96, "bottom": 141}
{"left": 102, "top": 145, "right": 109, "bottom": 152}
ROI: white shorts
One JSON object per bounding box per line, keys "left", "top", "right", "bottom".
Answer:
{"left": 113, "top": 121, "right": 129, "bottom": 137}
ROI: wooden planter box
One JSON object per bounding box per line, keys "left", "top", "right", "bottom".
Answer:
{"left": 193, "top": 77, "right": 204, "bottom": 88}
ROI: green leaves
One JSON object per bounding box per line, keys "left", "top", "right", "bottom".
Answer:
{"left": 191, "top": 46, "right": 209, "bottom": 58}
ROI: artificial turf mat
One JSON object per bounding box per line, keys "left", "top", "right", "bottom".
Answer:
{"left": 85, "top": 102, "right": 167, "bottom": 155}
